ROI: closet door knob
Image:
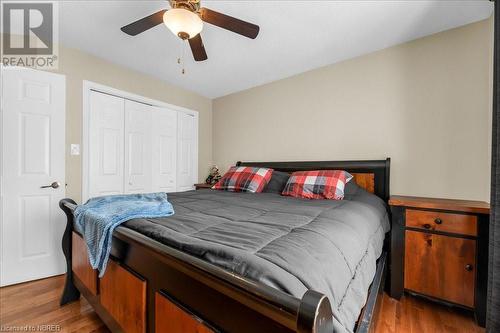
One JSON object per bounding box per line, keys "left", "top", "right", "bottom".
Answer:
{"left": 465, "top": 264, "right": 473, "bottom": 271}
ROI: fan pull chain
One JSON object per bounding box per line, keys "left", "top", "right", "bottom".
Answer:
{"left": 177, "top": 42, "right": 186, "bottom": 75}
{"left": 182, "top": 42, "right": 186, "bottom": 74}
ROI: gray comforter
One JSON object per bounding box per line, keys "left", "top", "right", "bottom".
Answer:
{"left": 123, "top": 183, "right": 390, "bottom": 333}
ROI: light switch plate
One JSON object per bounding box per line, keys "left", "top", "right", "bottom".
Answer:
{"left": 70, "top": 144, "right": 80, "bottom": 156}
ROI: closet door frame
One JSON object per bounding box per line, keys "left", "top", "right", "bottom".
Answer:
{"left": 82, "top": 81, "right": 198, "bottom": 202}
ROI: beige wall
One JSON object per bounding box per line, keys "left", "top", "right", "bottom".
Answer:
{"left": 54, "top": 46, "right": 213, "bottom": 202}
{"left": 213, "top": 18, "right": 493, "bottom": 202}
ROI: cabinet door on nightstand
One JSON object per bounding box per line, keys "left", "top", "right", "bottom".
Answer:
{"left": 404, "top": 230, "right": 476, "bottom": 307}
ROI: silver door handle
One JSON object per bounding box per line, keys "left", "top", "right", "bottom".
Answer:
{"left": 41, "top": 181, "right": 60, "bottom": 189}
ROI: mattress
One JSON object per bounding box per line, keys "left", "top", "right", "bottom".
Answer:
{"left": 116, "top": 183, "right": 390, "bottom": 333}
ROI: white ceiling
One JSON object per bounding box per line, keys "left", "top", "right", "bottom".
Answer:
{"left": 59, "top": 1, "right": 494, "bottom": 98}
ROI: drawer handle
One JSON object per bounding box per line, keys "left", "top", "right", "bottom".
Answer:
{"left": 434, "top": 218, "right": 443, "bottom": 225}
{"left": 465, "top": 264, "right": 474, "bottom": 271}
{"left": 423, "top": 223, "right": 431, "bottom": 229}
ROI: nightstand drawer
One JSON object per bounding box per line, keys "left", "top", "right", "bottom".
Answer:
{"left": 406, "top": 209, "right": 477, "bottom": 236}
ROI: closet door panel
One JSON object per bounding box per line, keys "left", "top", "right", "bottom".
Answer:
{"left": 177, "top": 113, "right": 196, "bottom": 192}
{"left": 152, "top": 108, "right": 177, "bottom": 193}
{"left": 124, "top": 100, "right": 152, "bottom": 194}
{"left": 89, "top": 92, "right": 125, "bottom": 198}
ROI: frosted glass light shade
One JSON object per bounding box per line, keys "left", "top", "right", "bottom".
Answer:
{"left": 163, "top": 8, "right": 203, "bottom": 39}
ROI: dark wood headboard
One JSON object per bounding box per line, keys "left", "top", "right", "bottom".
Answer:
{"left": 236, "top": 158, "right": 391, "bottom": 201}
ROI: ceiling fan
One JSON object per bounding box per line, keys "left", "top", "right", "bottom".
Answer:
{"left": 121, "top": 0, "right": 260, "bottom": 62}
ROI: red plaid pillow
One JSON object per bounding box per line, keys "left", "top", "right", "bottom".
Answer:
{"left": 281, "top": 170, "right": 353, "bottom": 200}
{"left": 212, "top": 167, "right": 273, "bottom": 193}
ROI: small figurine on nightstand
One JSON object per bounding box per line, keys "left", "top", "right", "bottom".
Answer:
{"left": 205, "top": 165, "right": 222, "bottom": 185}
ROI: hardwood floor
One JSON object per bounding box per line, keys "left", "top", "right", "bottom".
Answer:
{"left": 375, "top": 293, "right": 484, "bottom": 333}
{"left": 0, "top": 275, "right": 484, "bottom": 333}
{"left": 0, "top": 275, "right": 108, "bottom": 333}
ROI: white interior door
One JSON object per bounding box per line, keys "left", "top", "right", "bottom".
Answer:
{"left": 177, "top": 112, "right": 197, "bottom": 191}
{"left": 152, "top": 107, "right": 177, "bottom": 193}
{"left": 124, "top": 100, "right": 152, "bottom": 194}
{"left": 1, "top": 66, "right": 66, "bottom": 286}
{"left": 88, "top": 91, "right": 124, "bottom": 198}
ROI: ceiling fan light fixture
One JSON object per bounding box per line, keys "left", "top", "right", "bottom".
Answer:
{"left": 163, "top": 8, "right": 203, "bottom": 40}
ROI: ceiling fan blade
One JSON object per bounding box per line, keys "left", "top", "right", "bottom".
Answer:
{"left": 188, "top": 34, "right": 208, "bottom": 61}
{"left": 121, "top": 10, "right": 167, "bottom": 36}
{"left": 199, "top": 8, "right": 259, "bottom": 39}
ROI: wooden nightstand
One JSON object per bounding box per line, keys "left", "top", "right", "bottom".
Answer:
{"left": 388, "top": 196, "right": 490, "bottom": 326}
{"left": 194, "top": 183, "right": 213, "bottom": 190}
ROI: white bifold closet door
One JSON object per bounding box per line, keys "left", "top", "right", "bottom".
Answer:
{"left": 87, "top": 90, "right": 195, "bottom": 200}
{"left": 151, "top": 107, "right": 178, "bottom": 193}
{"left": 177, "top": 112, "right": 197, "bottom": 192}
{"left": 88, "top": 91, "right": 125, "bottom": 198}
{"left": 124, "top": 100, "right": 152, "bottom": 194}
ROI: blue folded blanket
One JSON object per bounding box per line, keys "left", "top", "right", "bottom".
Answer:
{"left": 74, "top": 192, "right": 174, "bottom": 277}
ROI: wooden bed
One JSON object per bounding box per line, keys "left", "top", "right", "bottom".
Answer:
{"left": 59, "top": 159, "right": 391, "bottom": 333}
